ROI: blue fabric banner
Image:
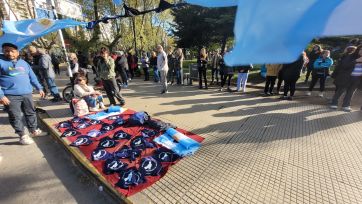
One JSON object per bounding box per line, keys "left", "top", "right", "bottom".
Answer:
{"left": 0, "top": 18, "right": 87, "bottom": 49}
{"left": 113, "top": 0, "right": 123, "bottom": 6}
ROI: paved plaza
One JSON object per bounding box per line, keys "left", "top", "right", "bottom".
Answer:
{"left": 1, "top": 73, "right": 362, "bottom": 204}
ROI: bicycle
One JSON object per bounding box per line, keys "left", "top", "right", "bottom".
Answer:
{"left": 62, "top": 85, "right": 74, "bottom": 103}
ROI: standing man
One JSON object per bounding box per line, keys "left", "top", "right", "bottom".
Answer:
{"left": 157, "top": 45, "right": 169, "bottom": 94}
{"left": 38, "top": 48, "right": 62, "bottom": 102}
{"left": 0, "top": 43, "right": 47, "bottom": 145}
{"left": 210, "top": 50, "right": 221, "bottom": 85}
{"left": 28, "top": 45, "right": 49, "bottom": 96}
{"left": 115, "top": 51, "right": 129, "bottom": 88}
{"left": 96, "top": 47, "right": 125, "bottom": 106}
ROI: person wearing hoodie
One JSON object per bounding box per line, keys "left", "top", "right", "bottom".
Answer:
{"left": 38, "top": 48, "right": 62, "bottom": 102}
{"left": 280, "top": 52, "right": 306, "bottom": 100}
{"left": 306, "top": 50, "right": 333, "bottom": 97}
{"left": 330, "top": 46, "right": 362, "bottom": 112}
{"left": 305, "top": 44, "right": 322, "bottom": 83}
{"left": 0, "top": 43, "right": 47, "bottom": 145}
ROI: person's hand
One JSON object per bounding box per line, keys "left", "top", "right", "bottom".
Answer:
{"left": 39, "top": 90, "right": 46, "bottom": 98}
{"left": 0, "top": 96, "right": 10, "bottom": 105}
{"left": 94, "top": 91, "right": 101, "bottom": 95}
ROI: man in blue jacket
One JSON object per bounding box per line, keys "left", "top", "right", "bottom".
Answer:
{"left": 0, "top": 43, "right": 47, "bottom": 145}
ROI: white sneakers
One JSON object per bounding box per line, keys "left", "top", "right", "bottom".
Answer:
{"left": 305, "top": 91, "right": 311, "bottom": 96}
{"left": 99, "top": 102, "right": 106, "bottom": 109}
{"left": 318, "top": 92, "right": 324, "bottom": 97}
{"left": 19, "top": 135, "right": 34, "bottom": 145}
{"left": 330, "top": 105, "right": 338, "bottom": 109}
{"left": 342, "top": 106, "right": 352, "bottom": 112}
{"left": 31, "top": 129, "right": 48, "bottom": 137}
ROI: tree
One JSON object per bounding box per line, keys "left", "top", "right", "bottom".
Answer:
{"left": 172, "top": 5, "right": 236, "bottom": 52}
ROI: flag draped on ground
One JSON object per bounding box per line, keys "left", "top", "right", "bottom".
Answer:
{"left": 0, "top": 19, "right": 87, "bottom": 49}
{"left": 185, "top": 0, "right": 362, "bottom": 65}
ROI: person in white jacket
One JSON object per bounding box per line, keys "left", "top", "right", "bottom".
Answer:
{"left": 73, "top": 75, "right": 105, "bottom": 112}
{"left": 157, "top": 45, "right": 169, "bottom": 94}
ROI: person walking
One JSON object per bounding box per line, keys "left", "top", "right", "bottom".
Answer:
{"left": 115, "top": 51, "right": 129, "bottom": 88}
{"left": 96, "top": 47, "right": 125, "bottom": 106}
{"left": 305, "top": 45, "right": 322, "bottom": 83}
{"left": 38, "top": 48, "right": 62, "bottom": 102}
{"left": 330, "top": 46, "right": 362, "bottom": 111}
{"left": 210, "top": 50, "right": 221, "bottom": 85}
{"left": 280, "top": 52, "right": 306, "bottom": 100}
{"left": 0, "top": 43, "right": 47, "bottom": 145}
{"left": 174, "top": 48, "right": 184, "bottom": 85}
{"left": 264, "top": 64, "right": 283, "bottom": 95}
{"left": 150, "top": 51, "right": 159, "bottom": 83}
{"left": 306, "top": 50, "right": 333, "bottom": 97}
{"left": 140, "top": 52, "right": 150, "bottom": 81}
{"left": 28, "top": 46, "right": 49, "bottom": 96}
{"left": 157, "top": 45, "right": 169, "bottom": 94}
{"left": 197, "top": 48, "right": 208, "bottom": 89}
{"left": 51, "top": 52, "right": 61, "bottom": 75}
{"left": 236, "top": 64, "right": 253, "bottom": 92}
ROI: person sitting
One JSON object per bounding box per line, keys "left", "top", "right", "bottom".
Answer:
{"left": 73, "top": 75, "right": 105, "bottom": 112}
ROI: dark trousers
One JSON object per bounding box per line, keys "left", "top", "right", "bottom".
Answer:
{"left": 175, "top": 68, "right": 182, "bottom": 84}
{"left": 102, "top": 78, "right": 124, "bottom": 105}
{"left": 167, "top": 67, "right": 175, "bottom": 83}
{"left": 118, "top": 68, "right": 128, "bottom": 85}
{"left": 276, "top": 71, "right": 284, "bottom": 93}
{"left": 284, "top": 78, "right": 298, "bottom": 97}
{"left": 221, "top": 74, "right": 233, "bottom": 87}
{"left": 34, "top": 68, "right": 49, "bottom": 95}
{"left": 54, "top": 64, "right": 60, "bottom": 75}
{"left": 5, "top": 94, "right": 37, "bottom": 137}
{"left": 143, "top": 68, "right": 150, "bottom": 81}
{"left": 211, "top": 68, "right": 219, "bottom": 84}
{"left": 332, "top": 77, "right": 362, "bottom": 107}
{"left": 129, "top": 68, "right": 135, "bottom": 79}
{"left": 264, "top": 76, "right": 277, "bottom": 94}
{"left": 198, "top": 67, "right": 208, "bottom": 88}
{"left": 309, "top": 74, "right": 327, "bottom": 92}
{"left": 305, "top": 68, "right": 312, "bottom": 82}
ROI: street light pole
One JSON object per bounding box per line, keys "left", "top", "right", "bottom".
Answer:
{"left": 49, "top": 0, "right": 72, "bottom": 78}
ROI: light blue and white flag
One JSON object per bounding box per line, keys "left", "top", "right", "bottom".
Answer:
{"left": 185, "top": 0, "right": 362, "bottom": 65}
{"left": 113, "top": 0, "right": 123, "bottom": 6}
{"left": 0, "top": 18, "right": 87, "bottom": 49}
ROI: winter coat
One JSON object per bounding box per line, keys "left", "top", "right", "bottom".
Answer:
{"left": 237, "top": 64, "right": 253, "bottom": 73}
{"left": 39, "top": 53, "right": 55, "bottom": 78}
{"left": 332, "top": 54, "right": 357, "bottom": 88}
{"left": 282, "top": 55, "right": 305, "bottom": 81}
{"left": 266, "top": 64, "right": 283, "bottom": 76}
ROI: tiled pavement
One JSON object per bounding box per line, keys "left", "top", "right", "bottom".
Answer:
{"left": 3, "top": 72, "right": 362, "bottom": 204}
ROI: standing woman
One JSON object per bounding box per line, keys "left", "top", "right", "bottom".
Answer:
{"left": 305, "top": 45, "right": 322, "bottom": 83}
{"left": 141, "top": 52, "right": 150, "bottom": 81}
{"left": 69, "top": 53, "right": 79, "bottom": 86}
{"left": 174, "top": 48, "right": 184, "bottom": 85}
{"left": 197, "top": 48, "right": 208, "bottom": 89}
{"left": 330, "top": 46, "right": 362, "bottom": 111}
{"left": 307, "top": 50, "right": 333, "bottom": 97}
{"left": 150, "top": 51, "right": 159, "bottom": 82}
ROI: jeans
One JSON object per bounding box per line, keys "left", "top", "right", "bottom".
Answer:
{"left": 211, "top": 68, "right": 219, "bottom": 84}
{"left": 45, "top": 77, "right": 60, "bottom": 97}
{"left": 264, "top": 76, "right": 277, "bottom": 94}
{"left": 309, "top": 74, "right": 327, "bottom": 92}
{"left": 160, "top": 69, "right": 168, "bottom": 92}
{"left": 5, "top": 94, "right": 37, "bottom": 136}
{"left": 143, "top": 67, "right": 150, "bottom": 81}
{"left": 198, "top": 67, "right": 208, "bottom": 88}
{"left": 118, "top": 68, "right": 128, "bottom": 85}
{"left": 153, "top": 67, "right": 160, "bottom": 82}
{"left": 331, "top": 76, "right": 362, "bottom": 107}
{"left": 175, "top": 68, "right": 182, "bottom": 84}
{"left": 102, "top": 78, "right": 124, "bottom": 105}
{"left": 236, "top": 73, "right": 248, "bottom": 92}
{"left": 84, "top": 95, "right": 104, "bottom": 108}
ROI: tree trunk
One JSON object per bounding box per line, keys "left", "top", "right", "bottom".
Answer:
{"left": 221, "top": 34, "right": 228, "bottom": 53}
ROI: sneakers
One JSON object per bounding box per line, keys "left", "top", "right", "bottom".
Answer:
{"left": 219, "top": 88, "right": 223, "bottom": 91}
{"left": 19, "top": 135, "right": 34, "bottom": 145}
{"left": 342, "top": 106, "right": 352, "bottom": 112}
{"left": 99, "top": 102, "right": 106, "bottom": 109}
{"left": 330, "top": 105, "right": 338, "bottom": 109}
{"left": 318, "top": 92, "right": 324, "bottom": 97}
{"left": 31, "top": 129, "right": 48, "bottom": 137}
{"left": 306, "top": 91, "right": 312, "bottom": 96}
{"left": 89, "top": 107, "right": 99, "bottom": 112}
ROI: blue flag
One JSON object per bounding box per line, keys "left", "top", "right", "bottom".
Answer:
{"left": 0, "top": 18, "right": 87, "bottom": 49}
{"left": 185, "top": 0, "right": 362, "bottom": 65}
{"left": 113, "top": 0, "right": 123, "bottom": 6}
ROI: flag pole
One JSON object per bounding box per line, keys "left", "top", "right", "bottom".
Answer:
{"left": 49, "top": 0, "right": 73, "bottom": 78}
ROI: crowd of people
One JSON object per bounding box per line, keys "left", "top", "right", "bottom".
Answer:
{"left": 1, "top": 38, "right": 362, "bottom": 145}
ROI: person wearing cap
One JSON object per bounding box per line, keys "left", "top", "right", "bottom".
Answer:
{"left": 0, "top": 43, "right": 48, "bottom": 145}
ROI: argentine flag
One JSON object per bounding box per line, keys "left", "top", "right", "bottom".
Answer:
{"left": 186, "top": 0, "right": 362, "bottom": 65}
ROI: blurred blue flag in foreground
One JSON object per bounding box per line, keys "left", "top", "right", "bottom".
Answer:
{"left": 0, "top": 18, "right": 87, "bottom": 49}
{"left": 113, "top": 0, "right": 123, "bottom": 6}
{"left": 185, "top": 0, "right": 362, "bottom": 65}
